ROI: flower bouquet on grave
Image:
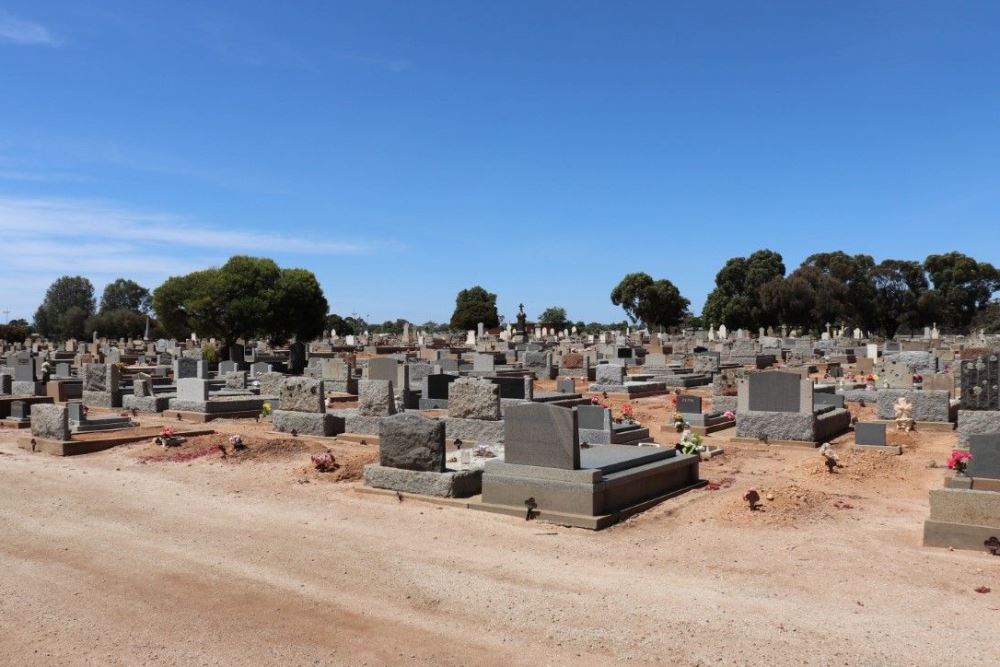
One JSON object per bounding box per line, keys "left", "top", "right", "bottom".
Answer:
{"left": 947, "top": 449, "right": 972, "bottom": 476}
{"left": 154, "top": 425, "right": 184, "bottom": 448}
{"left": 678, "top": 429, "right": 703, "bottom": 456}
{"left": 259, "top": 401, "right": 272, "bottom": 421}
{"left": 913, "top": 374, "right": 923, "bottom": 385}
{"left": 619, "top": 403, "right": 638, "bottom": 426}
{"left": 672, "top": 413, "right": 687, "bottom": 432}
{"left": 723, "top": 410, "right": 735, "bottom": 421}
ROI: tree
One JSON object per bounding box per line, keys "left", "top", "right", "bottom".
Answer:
{"left": 538, "top": 306, "right": 569, "bottom": 330}
{"left": 923, "top": 252, "right": 1000, "bottom": 331}
{"left": 871, "top": 259, "right": 928, "bottom": 337}
{"left": 33, "top": 276, "right": 96, "bottom": 339}
{"left": 0, "top": 321, "right": 30, "bottom": 342}
{"left": 325, "top": 313, "right": 355, "bottom": 336}
{"left": 84, "top": 309, "right": 157, "bottom": 340}
{"left": 449, "top": 286, "right": 499, "bottom": 331}
{"left": 99, "top": 279, "right": 151, "bottom": 314}
{"left": 152, "top": 256, "right": 329, "bottom": 354}
{"left": 610, "top": 272, "right": 690, "bottom": 330}
{"left": 798, "top": 252, "right": 877, "bottom": 330}
{"left": 759, "top": 274, "right": 816, "bottom": 330}
{"left": 268, "top": 267, "right": 328, "bottom": 342}
{"left": 702, "top": 250, "right": 785, "bottom": 330}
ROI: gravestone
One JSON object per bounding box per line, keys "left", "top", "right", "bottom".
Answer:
{"left": 557, "top": 378, "right": 576, "bottom": 394}
{"left": 504, "top": 403, "right": 580, "bottom": 470}
{"left": 814, "top": 393, "right": 845, "bottom": 410}
{"left": 177, "top": 378, "right": 209, "bottom": 402}
{"left": 251, "top": 361, "right": 273, "bottom": 377}
{"left": 368, "top": 358, "right": 398, "bottom": 383}
{"left": 257, "top": 371, "right": 284, "bottom": 396}
{"left": 67, "top": 401, "right": 85, "bottom": 422}
{"left": 174, "top": 357, "right": 201, "bottom": 379}
{"left": 13, "top": 356, "right": 34, "bottom": 382}
{"left": 279, "top": 377, "right": 325, "bottom": 412}
{"left": 854, "top": 422, "right": 887, "bottom": 446}
{"left": 133, "top": 372, "right": 152, "bottom": 398}
{"left": 595, "top": 364, "right": 625, "bottom": 385}
{"left": 488, "top": 376, "right": 530, "bottom": 400}
{"left": 967, "top": 433, "right": 1000, "bottom": 479}
{"left": 30, "top": 404, "right": 69, "bottom": 441}
{"left": 0, "top": 373, "right": 11, "bottom": 395}
{"left": 959, "top": 354, "right": 999, "bottom": 411}
{"left": 576, "top": 404, "right": 607, "bottom": 431}
{"left": 225, "top": 371, "right": 247, "bottom": 389}
{"left": 9, "top": 401, "right": 28, "bottom": 420}
{"left": 561, "top": 352, "right": 583, "bottom": 369}
{"left": 83, "top": 364, "right": 110, "bottom": 392}
{"left": 473, "top": 353, "right": 496, "bottom": 372}
{"left": 747, "top": 372, "right": 805, "bottom": 413}
{"left": 677, "top": 395, "right": 703, "bottom": 415}
{"left": 358, "top": 380, "right": 396, "bottom": 417}
{"left": 425, "top": 374, "right": 458, "bottom": 401}
{"left": 378, "top": 413, "right": 446, "bottom": 472}
{"left": 447, "top": 378, "right": 500, "bottom": 420}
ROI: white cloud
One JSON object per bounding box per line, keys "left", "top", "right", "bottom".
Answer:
{"left": 0, "top": 195, "right": 376, "bottom": 320}
{"left": 0, "top": 12, "right": 57, "bottom": 46}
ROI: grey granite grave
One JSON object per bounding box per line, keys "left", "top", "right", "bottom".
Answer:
{"left": 362, "top": 413, "right": 482, "bottom": 497}
{"left": 736, "top": 371, "right": 851, "bottom": 444}
{"left": 448, "top": 377, "right": 501, "bottom": 420}
{"left": 875, "top": 389, "right": 955, "bottom": 423}
{"left": 30, "top": 404, "right": 69, "bottom": 441}
{"left": 477, "top": 403, "right": 703, "bottom": 529}
{"left": 577, "top": 404, "right": 651, "bottom": 446}
{"left": 272, "top": 377, "right": 341, "bottom": 437}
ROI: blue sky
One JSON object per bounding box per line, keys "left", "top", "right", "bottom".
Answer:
{"left": 2, "top": 2, "right": 999, "bottom": 325}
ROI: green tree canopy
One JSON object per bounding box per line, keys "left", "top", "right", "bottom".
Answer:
{"left": 923, "top": 252, "right": 1000, "bottom": 331}
{"left": 610, "top": 272, "right": 690, "bottom": 330}
{"left": 99, "top": 278, "right": 151, "bottom": 314}
{"left": 538, "top": 306, "right": 569, "bottom": 330}
{"left": 701, "top": 250, "right": 785, "bottom": 330}
{"left": 33, "top": 275, "right": 96, "bottom": 340}
{"left": 0, "top": 321, "right": 31, "bottom": 343}
{"left": 152, "top": 256, "right": 328, "bottom": 353}
{"left": 85, "top": 309, "right": 157, "bottom": 340}
{"left": 325, "top": 313, "right": 356, "bottom": 336}
{"left": 870, "top": 259, "right": 929, "bottom": 338}
{"left": 449, "top": 286, "right": 500, "bottom": 331}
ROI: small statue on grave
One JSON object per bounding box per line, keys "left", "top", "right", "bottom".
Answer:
{"left": 515, "top": 303, "right": 528, "bottom": 336}
{"left": 819, "top": 443, "right": 840, "bottom": 473}
{"left": 894, "top": 397, "right": 915, "bottom": 432}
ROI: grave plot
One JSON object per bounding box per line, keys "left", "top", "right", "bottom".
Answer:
{"left": 956, "top": 353, "right": 1000, "bottom": 447}
{"left": 588, "top": 363, "right": 668, "bottom": 398}
{"left": 577, "top": 404, "right": 652, "bottom": 445}
{"left": 734, "top": 371, "right": 851, "bottom": 446}
{"left": 361, "top": 413, "right": 482, "bottom": 498}
{"left": 0, "top": 395, "right": 54, "bottom": 428}
{"left": 924, "top": 432, "right": 1000, "bottom": 552}
{"left": 873, "top": 388, "right": 957, "bottom": 431}
{"left": 473, "top": 402, "right": 704, "bottom": 529}
{"left": 17, "top": 404, "right": 213, "bottom": 456}
{"left": 666, "top": 394, "right": 735, "bottom": 436}
{"left": 327, "top": 379, "right": 397, "bottom": 435}
{"left": 164, "top": 378, "right": 269, "bottom": 423}
{"left": 852, "top": 422, "right": 901, "bottom": 455}
{"left": 271, "top": 377, "right": 344, "bottom": 437}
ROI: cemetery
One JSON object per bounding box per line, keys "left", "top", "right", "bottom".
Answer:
{"left": 4, "top": 276, "right": 1000, "bottom": 665}
{"left": 6, "top": 4, "right": 1000, "bottom": 661}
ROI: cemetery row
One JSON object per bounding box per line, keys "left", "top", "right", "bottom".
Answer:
{"left": 1, "top": 324, "right": 998, "bottom": 548}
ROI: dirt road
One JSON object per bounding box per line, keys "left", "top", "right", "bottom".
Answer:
{"left": 1, "top": 411, "right": 998, "bottom": 666}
